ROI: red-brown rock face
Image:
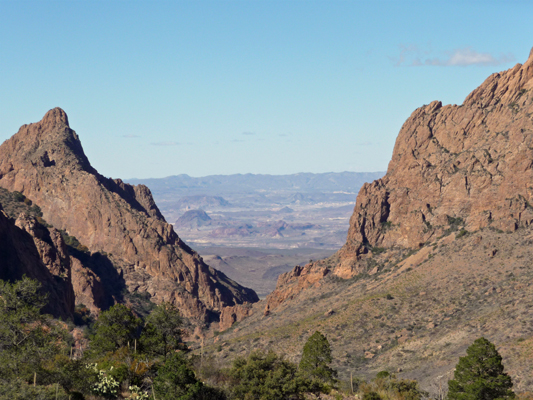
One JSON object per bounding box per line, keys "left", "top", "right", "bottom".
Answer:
{"left": 338, "top": 48, "right": 533, "bottom": 272}
{"left": 0, "top": 109, "right": 258, "bottom": 322}
{"left": 266, "top": 48, "right": 533, "bottom": 312}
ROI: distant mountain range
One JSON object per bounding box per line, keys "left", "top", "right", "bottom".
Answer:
{"left": 128, "top": 172, "right": 385, "bottom": 195}
{"left": 128, "top": 172, "right": 385, "bottom": 251}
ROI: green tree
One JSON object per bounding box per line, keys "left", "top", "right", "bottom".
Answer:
{"left": 139, "top": 302, "right": 186, "bottom": 360}
{"left": 299, "top": 331, "right": 337, "bottom": 385}
{"left": 154, "top": 353, "right": 224, "bottom": 400}
{"left": 0, "top": 277, "right": 68, "bottom": 383}
{"left": 229, "top": 350, "right": 323, "bottom": 400}
{"left": 447, "top": 337, "right": 515, "bottom": 400}
{"left": 90, "top": 304, "right": 142, "bottom": 355}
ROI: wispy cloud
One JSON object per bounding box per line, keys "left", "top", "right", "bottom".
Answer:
{"left": 150, "top": 141, "right": 181, "bottom": 146}
{"left": 392, "top": 45, "right": 515, "bottom": 67}
{"left": 242, "top": 131, "right": 255, "bottom": 136}
{"left": 390, "top": 44, "right": 431, "bottom": 67}
{"left": 123, "top": 134, "right": 140, "bottom": 138}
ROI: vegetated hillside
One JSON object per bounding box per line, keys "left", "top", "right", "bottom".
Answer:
{"left": 0, "top": 109, "right": 258, "bottom": 325}
{"left": 199, "top": 48, "right": 533, "bottom": 395}
{"left": 205, "top": 229, "right": 533, "bottom": 393}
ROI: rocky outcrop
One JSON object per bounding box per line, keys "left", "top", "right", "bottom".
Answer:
{"left": 265, "top": 48, "right": 533, "bottom": 313}
{"left": 0, "top": 108, "right": 258, "bottom": 322}
{"left": 263, "top": 263, "right": 330, "bottom": 316}
{"left": 0, "top": 207, "right": 74, "bottom": 319}
{"left": 219, "top": 303, "right": 254, "bottom": 331}
{"left": 69, "top": 255, "right": 108, "bottom": 315}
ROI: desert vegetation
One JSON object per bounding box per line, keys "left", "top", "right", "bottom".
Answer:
{"left": 0, "top": 276, "right": 523, "bottom": 399}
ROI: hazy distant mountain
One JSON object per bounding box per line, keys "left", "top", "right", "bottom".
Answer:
{"left": 128, "top": 171, "right": 384, "bottom": 250}
{"left": 175, "top": 209, "right": 212, "bottom": 229}
{"left": 128, "top": 171, "right": 384, "bottom": 195}
{"left": 174, "top": 195, "right": 230, "bottom": 210}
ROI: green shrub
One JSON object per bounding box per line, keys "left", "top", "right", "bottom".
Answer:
{"left": 154, "top": 353, "right": 223, "bottom": 400}
{"left": 229, "top": 350, "right": 325, "bottom": 400}
{"left": 0, "top": 379, "right": 68, "bottom": 400}
{"left": 363, "top": 391, "right": 382, "bottom": 400}
{"left": 12, "top": 191, "right": 25, "bottom": 202}
{"left": 89, "top": 304, "right": 141, "bottom": 355}
{"left": 376, "top": 371, "right": 390, "bottom": 379}
{"left": 299, "top": 331, "right": 337, "bottom": 385}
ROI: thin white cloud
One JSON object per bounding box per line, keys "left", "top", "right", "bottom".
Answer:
{"left": 393, "top": 45, "right": 515, "bottom": 67}
{"left": 150, "top": 141, "right": 181, "bottom": 146}
{"left": 390, "top": 44, "right": 431, "bottom": 67}
{"left": 446, "top": 48, "right": 514, "bottom": 66}
{"left": 123, "top": 134, "right": 140, "bottom": 138}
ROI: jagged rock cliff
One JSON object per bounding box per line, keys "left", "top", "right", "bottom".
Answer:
{"left": 338, "top": 47, "right": 533, "bottom": 271}
{"left": 265, "top": 47, "right": 533, "bottom": 312}
{"left": 0, "top": 109, "right": 258, "bottom": 322}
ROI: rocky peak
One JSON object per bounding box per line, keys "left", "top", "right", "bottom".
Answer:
{"left": 462, "top": 48, "right": 533, "bottom": 110}
{"left": 0, "top": 107, "right": 94, "bottom": 177}
{"left": 341, "top": 48, "right": 533, "bottom": 263}
{"left": 41, "top": 107, "right": 70, "bottom": 130}
{"left": 0, "top": 109, "right": 258, "bottom": 323}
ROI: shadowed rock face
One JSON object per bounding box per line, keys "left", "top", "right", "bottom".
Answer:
{"left": 265, "top": 47, "right": 533, "bottom": 312}
{"left": 0, "top": 206, "right": 74, "bottom": 319}
{"left": 0, "top": 108, "right": 258, "bottom": 322}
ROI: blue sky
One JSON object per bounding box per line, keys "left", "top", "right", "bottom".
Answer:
{"left": 1, "top": 0, "right": 532, "bottom": 179}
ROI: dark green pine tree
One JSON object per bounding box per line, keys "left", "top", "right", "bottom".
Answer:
{"left": 89, "top": 303, "right": 142, "bottom": 355}
{"left": 299, "top": 331, "right": 337, "bottom": 385}
{"left": 139, "top": 302, "right": 186, "bottom": 360}
{"left": 447, "top": 337, "right": 514, "bottom": 400}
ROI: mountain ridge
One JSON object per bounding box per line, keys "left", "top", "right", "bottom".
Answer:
{"left": 0, "top": 108, "right": 258, "bottom": 324}
{"left": 129, "top": 171, "right": 385, "bottom": 194}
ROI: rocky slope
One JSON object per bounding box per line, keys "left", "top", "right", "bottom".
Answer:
{"left": 205, "top": 227, "right": 533, "bottom": 393}
{"left": 204, "top": 49, "right": 533, "bottom": 395}
{"left": 0, "top": 109, "right": 258, "bottom": 322}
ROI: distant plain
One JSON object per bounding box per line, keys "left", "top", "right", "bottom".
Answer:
{"left": 129, "top": 171, "right": 383, "bottom": 295}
